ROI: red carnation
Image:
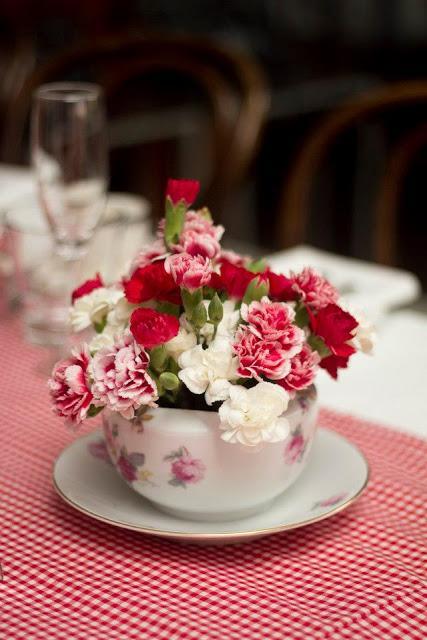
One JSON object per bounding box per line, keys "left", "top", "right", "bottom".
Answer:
{"left": 266, "top": 270, "right": 297, "bottom": 302}
{"left": 123, "top": 261, "right": 181, "bottom": 306}
{"left": 71, "top": 273, "right": 103, "bottom": 303}
{"left": 130, "top": 308, "right": 180, "bottom": 350}
{"left": 212, "top": 260, "right": 261, "bottom": 299}
{"left": 310, "top": 304, "right": 358, "bottom": 358}
{"left": 320, "top": 354, "right": 350, "bottom": 379}
{"left": 166, "top": 179, "right": 200, "bottom": 206}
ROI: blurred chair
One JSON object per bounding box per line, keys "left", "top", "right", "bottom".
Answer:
{"left": 277, "top": 81, "right": 427, "bottom": 264}
{"left": 0, "top": 40, "right": 37, "bottom": 150}
{"left": 2, "top": 33, "right": 269, "bottom": 223}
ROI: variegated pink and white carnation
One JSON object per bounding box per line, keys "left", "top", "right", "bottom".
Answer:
{"left": 49, "top": 179, "right": 375, "bottom": 445}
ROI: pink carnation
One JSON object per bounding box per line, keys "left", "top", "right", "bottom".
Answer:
{"left": 165, "top": 251, "right": 212, "bottom": 291}
{"left": 177, "top": 211, "right": 224, "bottom": 259}
{"left": 242, "top": 300, "right": 305, "bottom": 357}
{"left": 278, "top": 345, "right": 320, "bottom": 393}
{"left": 48, "top": 345, "right": 93, "bottom": 426}
{"left": 233, "top": 326, "right": 292, "bottom": 381}
{"left": 158, "top": 210, "right": 224, "bottom": 259}
{"left": 292, "top": 267, "right": 339, "bottom": 310}
{"left": 91, "top": 333, "right": 158, "bottom": 419}
{"left": 130, "top": 238, "right": 166, "bottom": 272}
{"left": 220, "top": 249, "right": 251, "bottom": 267}
{"left": 171, "top": 454, "right": 205, "bottom": 484}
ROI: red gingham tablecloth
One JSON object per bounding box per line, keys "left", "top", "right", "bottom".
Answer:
{"left": 1, "top": 318, "right": 426, "bottom": 640}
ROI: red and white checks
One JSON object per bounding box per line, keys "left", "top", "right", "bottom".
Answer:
{"left": 1, "top": 318, "right": 426, "bottom": 639}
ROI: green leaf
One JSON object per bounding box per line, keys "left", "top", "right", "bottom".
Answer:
{"left": 203, "top": 286, "right": 216, "bottom": 300}
{"left": 164, "top": 449, "right": 181, "bottom": 461}
{"left": 308, "top": 334, "right": 331, "bottom": 358}
{"left": 181, "top": 288, "right": 194, "bottom": 314}
{"left": 191, "top": 288, "right": 203, "bottom": 306}
{"left": 294, "top": 304, "right": 309, "bottom": 328}
{"left": 128, "top": 452, "right": 145, "bottom": 467}
{"left": 87, "top": 404, "right": 104, "bottom": 418}
{"left": 169, "top": 477, "right": 186, "bottom": 488}
{"left": 181, "top": 287, "right": 203, "bottom": 316}
{"left": 248, "top": 258, "right": 267, "bottom": 273}
{"left": 156, "top": 301, "right": 180, "bottom": 317}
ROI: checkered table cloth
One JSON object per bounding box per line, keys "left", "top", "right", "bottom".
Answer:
{"left": 1, "top": 318, "right": 426, "bottom": 639}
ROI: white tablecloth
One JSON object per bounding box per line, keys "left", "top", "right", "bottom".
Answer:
{"left": 315, "top": 310, "right": 427, "bottom": 439}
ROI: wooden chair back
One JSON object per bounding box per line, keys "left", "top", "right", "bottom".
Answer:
{"left": 2, "top": 33, "right": 269, "bottom": 221}
{"left": 277, "top": 81, "right": 427, "bottom": 264}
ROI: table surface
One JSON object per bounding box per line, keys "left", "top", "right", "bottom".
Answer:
{"left": 1, "top": 162, "right": 426, "bottom": 638}
{"left": 1, "top": 317, "right": 426, "bottom": 640}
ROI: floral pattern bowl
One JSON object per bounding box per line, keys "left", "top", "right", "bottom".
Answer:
{"left": 102, "top": 387, "right": 318, "bottom": 522}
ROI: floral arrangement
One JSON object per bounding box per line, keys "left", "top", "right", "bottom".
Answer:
{"left": 49, "top": 179, "right": 374, "bottom": 446}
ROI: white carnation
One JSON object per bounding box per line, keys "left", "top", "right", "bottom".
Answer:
{"left": 178, "top": 335, "right": 238, "bottom": 404}
{"left": 165, "top": 325, "right": 197, "bottom": 362}
{"left": 89, "top": 328, "right": 116, "bottom": 353}
{"left": 341, "top": 300, "right": 376, "bottom": 354}
{"left": 219, "top": 382, "right": 290, "bottom": 446}
{"left": 107, "top": 296, "right": 134, "bottom": 331}
{"left": 69, "top": 287, "right": 124, "bottom": 333}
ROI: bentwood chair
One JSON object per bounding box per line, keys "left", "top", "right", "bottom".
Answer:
{"left": 277, "top": 81, "right": 427, "bottom": 265}
{"left": 2, "top": 33, "right": 269, "bottom": 223}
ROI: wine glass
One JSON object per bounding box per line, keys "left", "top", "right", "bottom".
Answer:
{"left": 29, "top": 82, "right": 108, "bottom": 356}
{"left": 31, "top": 82, "right": 108, "bottom": 261}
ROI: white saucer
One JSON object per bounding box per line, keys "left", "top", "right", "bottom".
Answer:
{"left": 53, "top": 428, "right": 369, "bottom": 544}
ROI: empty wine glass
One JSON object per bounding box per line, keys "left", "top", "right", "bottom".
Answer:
{"left": 32, "top": 82, "right": 108, "bottom": 260}
{"left": 30, "top": 82, "right": 108, "bottom": 348}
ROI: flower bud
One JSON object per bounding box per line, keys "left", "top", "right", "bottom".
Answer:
{"left": 208, "top": 293, "right": 223, "bottom": 324}
{"left": 150, "top": 345, "right": 168, "bottom": 371}
{"left": 159, "top": 372, "right": 180, "bottom": 391}
{"left": 243, "top": 276, "right": 269, "bottom": 304}
{"left": 248, "top": 258, "right": 267, "bottom": 274}
{"left": 191, "top": 301, "right": 208, "bottom": 329}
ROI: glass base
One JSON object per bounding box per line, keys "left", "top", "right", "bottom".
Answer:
{"left": 25, "top": 320, "right": 68, "bottom": 348}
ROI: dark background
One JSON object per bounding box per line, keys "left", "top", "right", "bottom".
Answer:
{"left": 1, "top": 0, "right": 426, "bottom": 286}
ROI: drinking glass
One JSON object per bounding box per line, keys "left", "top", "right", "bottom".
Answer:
{"left": 31, "top": 82, "right": 108, "bottom": 280}
{"left": 4, "top": 205, "right": 67, "bottom": 347}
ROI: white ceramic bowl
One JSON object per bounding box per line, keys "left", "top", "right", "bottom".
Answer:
{"left": 102, "top": 387, "right": 318, "bottom": 522}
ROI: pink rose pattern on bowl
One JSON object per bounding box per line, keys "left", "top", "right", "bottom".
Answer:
{"left": 87, "top": 439, "right": 112, "bottom": 464}
{"left": 284, "top": 426, "right": 307, "bottom": 465}
{"left": 164, "top": 446, "right": 206, "bottom": 488}
{"left": 90, "top": 429, "right": 206, "bottom": 490}
{"left": 99, "top": 419, "right": 155, "bottom": 486}
{"left": 312, "top": 493, "right": 348, "bottom": 510}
